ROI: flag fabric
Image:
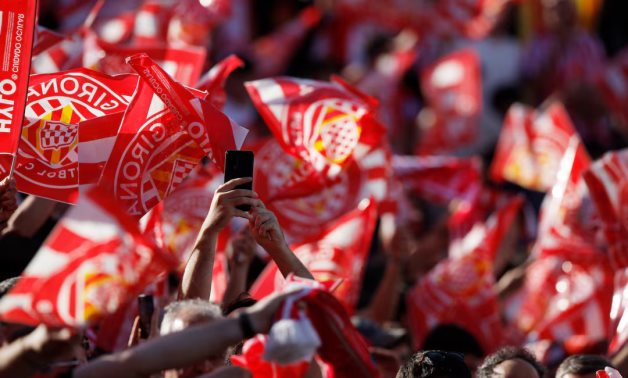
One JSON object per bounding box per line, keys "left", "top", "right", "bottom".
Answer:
{"left": 245, "top": 75, "right": 385, "bottom": 189}
{"left": 127, "top": 53, "right": 249, "bottom": 170}
{"left": 230, "top": 335, "right": 312, "bottom": 378}
{"left": 392, "top": 155, "right": 483, "bottom": 205}
{"left": 98, "top": 79, "right": 205, "bottom": 218}
{"left": 83, "top": 33, "right": 207, "bottom": 86}
{"left": 416, "top": 48, "right": 482, "bottom": 155}
{"left": 31, "top": 33, "right": 83, "bottom": 74}
{"left": 196, "top": 54, "right": 244, "bottom": 110}
{"left": 250, "top": 199, "right": 378, "bottom": 313}
{"left": 253, "top": 138, "right": 390, "bottom": 243}
{"left": 609, "top": 268, "right": 628, "bottom": 355}
{"left": 0, "top": 0, "right": 38, "bottom": 179}
{"left": 33, "top": 26, "right": 65, "bottom": 56}
{"left": 0, "top": 186, "right": 176, "bottom": 327}
{"left": 12, "top": 69, "right": 138, "bottom": 203}
{"left": 490, "top": 102, "right": 582, "bottom": 191}
{"left": 132, "top": 0, "right": 172, "bottom": 46}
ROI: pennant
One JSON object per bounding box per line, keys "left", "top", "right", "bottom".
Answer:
{"left": 0, "top": 0, "right": 37, "bottom": 179}
{"left": 127, "top": 53, "right": 248, "bottom": 170}
{"left": 251, "top": 199, "right": 378, "bottom": 313}
{"left": 392, "top": 155, "right": 483, "bottom": 204}
{"left": 12, "top": 69, "right": 138, "bottom": 203}
{"left": 416, "top": 48, "right": 482, "bottom": 155}
{"left": 99, "top": 79, "right": 206, "bottom": 218}
{"left": 0, "top": 186, "right": 176, "bottom": 327}
{"left": 196, "top": 54, "right": 244, "bottom": 110}
{"left": 245, "top": 75, "right": 384, "bottom": 189}
{"left": 490, "top": 103, "right": 583, "bottom": 191}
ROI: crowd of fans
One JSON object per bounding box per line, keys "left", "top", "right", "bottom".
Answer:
{"left": 0, "top": 0, "right": 627, "bottom": 377}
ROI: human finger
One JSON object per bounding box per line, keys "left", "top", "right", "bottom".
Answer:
{"left": 217, "top": 177, "right": 253, "bottom": 192}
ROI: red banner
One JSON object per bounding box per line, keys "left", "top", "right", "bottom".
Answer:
{"left": 250, "top": 199, "right": 378, "bottom": 313}
{"left": 416, "top": 48, "right": 482, "bottom": 155}
{"left": 0, "top": 0, "right": 37, "bottom": 179}
{"left": 127, "top": 53, "right": 248, "bottom": 171}
{"left": 78, "top": 111, "right": 125, "bottom": 188}
{"left": 196, "top": 54, "right": 244, "bottom": 110}
{"left": 11, "top": 69, "right": 137, "bottom": 203}
{"left": 0, "top": 186, "right": 176, "bottom": 327}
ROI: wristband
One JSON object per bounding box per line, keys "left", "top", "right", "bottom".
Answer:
{"left": 238, "top": 312, "right": 256, "bottom": 339}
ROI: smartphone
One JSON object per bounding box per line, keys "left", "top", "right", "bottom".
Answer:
{"left": 137, "top": 294, "right": 154, "bottom": 339}
{"left": 224, "top": 150, "right": 254, "bottom": 211}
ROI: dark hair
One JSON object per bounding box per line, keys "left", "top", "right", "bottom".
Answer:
{"left": 0, "top": 277, "right": 19, "bottom": 299}
{"left": 556, "top": 354, "right": 614, "bottom": 378}
{"left": 422, "top": 324, "right": 484, "bottom": 358}
{"left": 477, "top": 346, "right": 546, "bottom": 378}
{"left": 396, "top": 350, "right": 471, "bottom": 378}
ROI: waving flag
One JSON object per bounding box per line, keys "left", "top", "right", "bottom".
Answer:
{"left": 251, "top": 199, "right": 378, "bottom": 313}
{"left": 196, "top": 54, "right": 244, "bottom": 110}
{"left": 254, "top": 138, "right": 390, "bottom": 242}
{"left": 12, "top": 69, "right": 138, "bottom": 203}
{"left": 246, "top": 76, "right": 384, "bottom": 189}
{"left": 416, "top": 49, "right": 482, "bottom": 155}
{"left": 0, "top": 186, "right": 176, "bottom": 327}
{"left": 127, "top": 53, "right": 249, "bottom": 170}
{"left": 491, "top": 102, "right": 582, "bottom": 191}
{"left": 33, "top": 26, "right": 65, "bottom": 56}
{"left": 0, "top": 0, "right": 37, "bottom": 179}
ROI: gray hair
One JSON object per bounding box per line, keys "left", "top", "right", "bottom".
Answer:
{"left": 160, "top": 299, "right": 223, "bottom": 335}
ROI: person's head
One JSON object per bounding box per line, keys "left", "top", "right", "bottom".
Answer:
{"left": 422, "top": 324, "right": 485, "bottom": 371}
{"left": 396, "top": 350, "right": 471, "bottom": 378}
{"left": 160, "top": 300, "right": 224, "bottom": 378}
{"left": 555, "top": 354, "right": 614, "bottom": 378}
{"left": 542, "top": 0, "right": 577, "bottom": 33}
{"left": 477, "top": 347, "right": 546, "bottom": 378}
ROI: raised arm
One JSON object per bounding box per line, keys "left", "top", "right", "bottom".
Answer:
{"left": 0, "top": 177, "right": 18, "bottom": 235}
{"left": 248, "top": 205, "right": 313, "bottom": 280}
{"left": 222, "top": 228, "right": 257, "bottom": 310}
{"left": 180, "top": 178, "right": 261, "bottom": 301}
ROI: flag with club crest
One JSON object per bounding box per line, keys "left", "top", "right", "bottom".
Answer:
{"left": 127, "top": 53, "right": 249, "bottom": 170}
{"left": 0, "top": 186, "right": 177, "bottom": 327}
{"left": 251, "top": 199, "right": 378, "bottom": 314}
{"left": 98, "top": 78, "right": 206, "bottom": 218}
{"left": 196, "top": 54, "right": 244, "bottom": 110}
{"left": 245, "top": 75, "right": 385, "bottom": 194}
{"left": 0, "top": 0, "right": 37, "bottom": 180}
{"left": 253, "top": 138, "right": 390, "bottom": 243}
{"left": 596, "top": 48, "right": 628, "bottom": 130}
{"left": 416, "top": 48, "right": 482, "bottom": 155}
{"left": 11, "top": 69, "right": 138, "bottom": 203}
{"left": 392, "top": 155, "right": 483, "bottom": 205}
{"left": 491, "top": 102, "right": 583, "bottom": 192}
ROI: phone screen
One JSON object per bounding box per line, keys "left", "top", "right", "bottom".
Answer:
{"left": 224, "top": 150, "right": 254, "bottom": 211}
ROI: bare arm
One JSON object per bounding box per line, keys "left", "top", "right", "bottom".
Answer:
{"left": 249, "top": 205, "right": 313, "bottom": 280}
{"left": 222, "top": 229, "right": 256, "bottom": 309}
{"left": 2, "top": 195, "right": 56, "bottom": 238}
{"left": 74, "top": 290, "right": 292, "bottom": 378}
{"left": 0, "top": 177, "right": 18, "bottom": 235}
{"left": 180, "top": 178, "right": 261, "bottom": 301}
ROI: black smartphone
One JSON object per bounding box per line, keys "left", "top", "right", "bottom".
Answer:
{"left": 137, "top": 294, "right": 154, "bottom": 339}
{"left": 224, "top": 150, "right": 254, "bottom": 211}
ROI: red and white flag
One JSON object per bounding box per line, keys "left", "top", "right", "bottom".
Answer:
{"left": 416, "top": 48, "right": 482, "bottom": 155}
{"left": 425, "top": 0, "right": 512, "bottom": 39}
{"left": 491, "top": 103, "right": 583, "bottom": 192}
{"left": 12, "top": 69, "right": 138, "bottom": 203}
{"left": 0, "top": 0, "right": 37, "bottom": 179}
{"left": 98, "top": 79, "right": 206, "bottom": 218}
{"left": 127, "top": 53, "right": 249, "bottom": 170}
{"left": 583, "top": 149, "right": 628, "bottom": 268}
{"left": 251, "top": 199, "right": 378, "bottom": 313}
{"left": 246, "top": 76, "right": 384, "bottom": 190}
{"left": 133, "top": 0, "right": 173, "bottom": 46}
{"left": 392, "top": 155, "right": 483, "bottom": 204}
{"left": 196, "top": 54, "right": 244, "bottom": 110}
{"left": 0, "top": 186, "right": 176, "bottom": 327}
{"left": 31, "top": 33, "right": 83, "bottom": 74}
{"left": 33, "top": 26, "right": 65, "bottom": 56}
{"left": 254, "top": 138, "right": 390, "bottom": 243}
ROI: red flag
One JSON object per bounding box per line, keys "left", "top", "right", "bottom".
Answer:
{"left": 83, "top": 32, "right": 207, "bottom": 86}
{"left": 425, "top": 0, "right": 512, "bottom": 39}
{"left": 254, "top": 138, "right": 390, "bottom": 242}
{"left": 196, "top": 54, "right": 244, "bottom": 110}
{"left": 127, "top": 53, "right": 249, "bottom": 170}
{"left": 231, "top": 335, "right": 311, "bottom": 378}
{"left": 132, "top": 0, "right": 173, "bottom": 46}
{"left": 491, "top": 102, "right": 582, "bottom": 191}
{"left": 0, "top": 186, "right": 176, "bottom": 327}
{"left": 609, "top": 268, "right": 628, "bottom": 355}
{"left": 392, "top": 155, "right": 483, "bottom": 204}
{"left": 251, "top": 199, "right": 378, "bottom": 313}
{"left": 12, "top": 69, "right": 138, "bottom": 203}
{"left": 246, "top": 76, "right": 384, "bottom": 190}
{"left": 0, "top": 0, "right": 37, "bottom": 179}
{"left": 31, "top": 33, "right": 83, "bottom": 74}
{"left": 33, "top": 26, "right": 65, "bottom": 56}
{"left": 99, "top": 79, "right": 206, "bottom": 218}
{"left": 583, "top": 149, "right": 628, "bottom": 269}
{"left": 416, "top": 49, "right": 482, "bottom": 155}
